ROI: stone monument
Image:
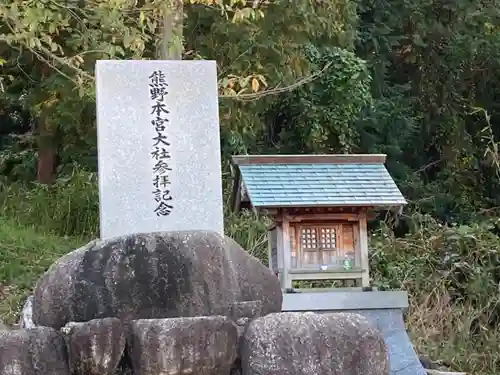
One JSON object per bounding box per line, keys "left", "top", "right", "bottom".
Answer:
{"left": 95, "top": 60, "right": 224, "bottom": 240}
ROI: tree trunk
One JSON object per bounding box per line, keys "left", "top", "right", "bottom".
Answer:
{"left": 36, "top": 114, "right": 56, "bottom": 184}
{"left": 36, "top": 63, "right": 56, "bottom": 185}
{"left": 157, "top": 0, "right": 184, "bottom": 60}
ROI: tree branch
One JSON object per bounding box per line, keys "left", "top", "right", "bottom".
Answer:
{"left": 219, "top": 61, "right": 333, "bottom": 101}
{"left": 4, "top": 20, "right": 331, "bottom": 102}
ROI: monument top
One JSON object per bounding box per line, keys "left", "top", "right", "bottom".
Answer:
{"left": 95, "top": 60, "right": 224, "bottom": 240}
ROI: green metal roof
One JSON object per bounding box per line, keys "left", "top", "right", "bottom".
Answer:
{"left": 232, "top": 155, "right": 407, "bottom": 208}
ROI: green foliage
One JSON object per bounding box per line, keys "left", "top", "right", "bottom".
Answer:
{"left": 356, "top": 0, "right": 500, "bottom": 220}
{"left": 372, "top": 215, "right": 500, "bottom": 303}
{"left": 196, "top": 0, "right": 359, "bottom": 158}
{"left": 274, "top": 45, "right": 372, "bottom": 153}
{"left": 0, "top": 217, "right": 84, "bottom": 323}
{"left": 225, "top": 210, "right": 270, "bottom": 261}
{"left": 0, "top": 135, "right": 37, "bottom": 181}
{"left": 0, "top": 166, "right": 98, "bottom": 237}
{"left": 354, "top": 85, "right": 417, "bottom": 173}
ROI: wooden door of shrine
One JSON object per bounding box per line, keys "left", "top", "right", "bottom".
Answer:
{"left": 294, "top": 223, "right": 357, "bottom": 269}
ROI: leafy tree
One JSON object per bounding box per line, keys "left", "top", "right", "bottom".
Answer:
{"left": 356, "top": 0, "right": 500, "bottom": 222}
{"left": 1, "top": 0, "right": 360, "bottom": 182}
{"left": 265, "top": 45, "right": 372, "bottom": 154}
{"left": 0, "top": 0, "right": 268, "bottom": 182}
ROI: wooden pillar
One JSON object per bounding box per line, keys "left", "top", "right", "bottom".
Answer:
{"left": 358, "top": 212, "right": 370, "bottom": 287}
{"left": 267, "top": 231, "right": 273, "bottom": 270}
{"left": 276, "top": 225, "right": 285, "bottom": 288}
{"left": 353, "top": 221, "right": 361, "bottom": 272}
{"left": 281, "top": 214, "right": 292, "bottom": 289}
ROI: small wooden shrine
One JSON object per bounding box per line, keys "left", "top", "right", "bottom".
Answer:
{"left": 230, "top": 154, "right": 407, "bottom": 290}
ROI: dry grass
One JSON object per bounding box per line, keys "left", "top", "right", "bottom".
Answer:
{"left": 406, "top": 284, "right": 500, "bottom": 375}
{"left": 369, "top": 216, "right": 500, "bottom": 375}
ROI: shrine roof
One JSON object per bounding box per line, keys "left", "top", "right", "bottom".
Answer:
{"left": 231, "top": 154, "right": 407, "bottom": 210}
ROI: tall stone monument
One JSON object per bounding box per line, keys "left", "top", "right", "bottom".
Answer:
{"left": 95, "top": 60, "right": 223, "bottom": 240}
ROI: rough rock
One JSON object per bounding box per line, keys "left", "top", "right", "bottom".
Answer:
{"left": 228, "top": 300, "right": 263, "bottom": 320}
{"left": 19, "top": 295, "right": 35, "bottom": 329}
{"left": 33, "top": 231, "right": 282, "bottom": 329}
{"left": 241, "top": 311, "right": 389, "bottom": 375}
{"left": 128, "top": 316, "right": 238, "bottom": 375}
{"left": 61, "top": 317, "right": 125, "bottom": 375}
{"left": 0, "top": 326, "right": 69, "bottom": 375}
{"left": 224, "top": 300, "right": 263, "bottom": 339}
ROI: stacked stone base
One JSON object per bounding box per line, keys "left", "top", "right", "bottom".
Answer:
{"left": 0, "top": 309, "right": 389, "bottom": 375}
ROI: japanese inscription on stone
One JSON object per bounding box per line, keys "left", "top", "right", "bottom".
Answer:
{"left": 96, "top": 60, "right": 224, "bottom": 240}
{"left": 149, "top": 70, "right": 173, "bottom": 216}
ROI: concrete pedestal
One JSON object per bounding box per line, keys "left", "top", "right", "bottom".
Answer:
{"left": 282, "top": 291, "right": 426, "bottom": 375}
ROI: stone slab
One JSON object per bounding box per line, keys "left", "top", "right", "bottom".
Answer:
{"left": 352, "top": 309, "right": 427, "bottom": 375}
{"left": 282, "top": 290, "right": 409, "bottom": 311}
{"left": 95, "top": 60, "right": 223, "bottom": 240}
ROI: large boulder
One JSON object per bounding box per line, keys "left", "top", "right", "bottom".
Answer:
{"left": 240, "top": 312, "right": 389, "bottom": 375}
{"left": 0, "top": 326, "right": 69, "bottom": 375}
{"left": 128, "top": 316, "right": 238, "bottom": 375}
{"left": 33, "top": 231, "right": 282, "bottom": 329}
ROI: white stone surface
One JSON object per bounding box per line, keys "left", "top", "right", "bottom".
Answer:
{"left": 96, "top": 60, "right": 223, "bottom": 240}
{"left": 19, "top": 295, "right": 34, "bottom": 328}
{"left": 282, "top": 290, "right": 409, "bottom": 311}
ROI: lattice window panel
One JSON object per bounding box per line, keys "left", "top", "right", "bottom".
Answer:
{"left": 319, "top": 227, "right": 336, "bottom": 249}
{"left": 296, "top": 224, "right": 359, "bottom": 268}
{"left": 300, "top": 228, "right": 318, "bottom": 250}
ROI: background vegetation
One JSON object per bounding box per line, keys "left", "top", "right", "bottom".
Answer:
{"left": 2, "top": 0, "right": 500, "bottom": 374}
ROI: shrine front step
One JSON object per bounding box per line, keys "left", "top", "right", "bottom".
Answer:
{"left": 292, "top": 286, "right": 379, "bottom": 293}
{"left": 281, "top": 290, "right": 426, "bottom": 375}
